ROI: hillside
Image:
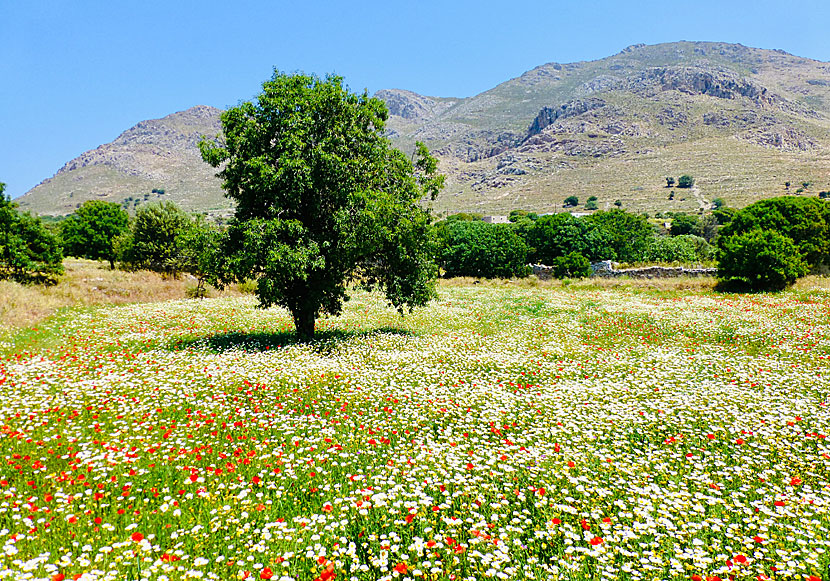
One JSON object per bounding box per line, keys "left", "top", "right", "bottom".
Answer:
{"left": 18, "top": 41, "right": 830, "bottom": 217}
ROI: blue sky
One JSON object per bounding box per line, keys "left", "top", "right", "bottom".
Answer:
{"left": 2, "top": 0, "right": 829, "bottom": 199}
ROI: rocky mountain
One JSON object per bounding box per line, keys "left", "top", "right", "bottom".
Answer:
{"left": 19, "top": 42, "right": 830, "bottom": 217}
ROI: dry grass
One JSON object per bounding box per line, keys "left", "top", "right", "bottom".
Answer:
{"left": 0, "top": 259, "right": 246, "bottom": 332}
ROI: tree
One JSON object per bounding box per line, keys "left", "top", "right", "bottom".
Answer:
{"left": 718, "top": 197, "right": 830, "bottom": 271}
{"left": 118, "top": 201, "right": 193, "bottom": 275}
{"left": 677, "top": 175, "right": 695, "bottom": 188}
{"left": 525, "top": 213, "right": 608, "bottom": 264}
{"left": 718, "top": 229, "right": 808, "bottom": 291}
{"left": 583, "top": 209, "right": 655, "bottom": 263}
{"left": 176, "top": 217, "right": 223, "bottom": 298}
{"left": 669, "top": 213, "right": 700, "bottom": 236}
{"left": 200, "top": 71, "right": 444, "bottom": 340}
{"left": 563, "top": 195, "right": 579, "bottom": 208}
{"left": 666, "top": 177, "right": 675, "bottom": 188}
{"left": 0, "top": 182, "right": 63, "bottom": 284}
{"left": 438, "top": 221, "right": 529, "bottom": 278}
{"left": 60, "top": 200, "right": 129, "bottom": 268}
{"left": 550, "top": 252, "right": 592, "bottom": 279}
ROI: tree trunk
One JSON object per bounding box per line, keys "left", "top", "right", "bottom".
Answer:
{"left": 293, "top": 307, "right": 316, "bottom": 341}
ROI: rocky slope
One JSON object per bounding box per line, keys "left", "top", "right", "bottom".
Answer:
{"left": 19, "top": 42, "right": 830, "bottom": 217}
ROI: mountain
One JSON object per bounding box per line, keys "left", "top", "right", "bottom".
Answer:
{"left": 19, "top": 106, "right": 227, "bottom": 217}
{"left": 18, "top": 42, "right": 830, "bottom": 217}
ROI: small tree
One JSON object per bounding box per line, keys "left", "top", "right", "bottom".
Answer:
{"left": 677, "top": 175, "right": 695, "bottom": 188}
{"left": 666, "top": 177, "right": 675, "bottom": 188}
{"left": 585, "top": 200, "right": 598, "bottom": 210}
{"left": 563, "top": 195, "right": 579, "bottom": 207}
{"left": 669, "top": 213, "right": 700, "bottom": 236}
{"left": 176, "top": 217, "right": 223, "bottom": 297}
{"left": 200, "top": 71, "right": 444, "bottom": 340}
{"left": 718, "top": 229, "right": 808, "bottom": 291}
{"left": 60, "top": 200, "right": 130, "bottom": 268}
{"left": 0, "top": 182, "right": 63, "bottom": 284}
{"left": 118, "top": 201, "right": 193, "bottom": 276}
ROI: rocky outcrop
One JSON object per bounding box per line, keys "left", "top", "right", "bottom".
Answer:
{"left": 526, "top": 98, "right": 608, "bottom": 138}
{"left": 631, "top": 67, "right": 777, "bottom": 104}
{"left": 375, "top": 89, "right": 440, "bottom": 122}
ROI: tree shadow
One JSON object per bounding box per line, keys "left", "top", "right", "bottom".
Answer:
{"left": 167, "top": 326, "right": 415, "bottom": 354}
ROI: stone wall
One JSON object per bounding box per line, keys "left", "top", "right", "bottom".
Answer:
{"left": 531, "top": 261, "right": 717, "bottom": 280}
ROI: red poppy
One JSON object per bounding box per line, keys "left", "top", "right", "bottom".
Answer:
{"left": 131, "top": 532, "right": 144, "bottom": 542}
{"left": 260, "top": 568, "right": 274, "bottom": 580}
{"left": 589, "top": 536, "right": 604, "bottom": 546}
{"left": 394, "top": 563, "right": 408, "bottom": 574}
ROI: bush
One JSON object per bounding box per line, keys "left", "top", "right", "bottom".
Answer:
{"left": 0, "top": 184, "right": 63, "bottom": 284}
{"left": 717, "top": 229, "right": 808, "bottom": 291}
{"left": 718, "top": 196, "right": 830, "bottom": 271}
{"left": 525, "top": 213, "right": 609, "bottom": 264}
{"left": 669, "top": 213, "right": 700, "bottom": 236}
{"left": 550, "top": 252, "right": 592, "bottom": 279}
{"left": 583, "top": 209, "right": 655, "bottom": 263}
{"left": 644, "top": 235, "right": 711, "bottom": 263}
{"left": 118, "top": 201, "right": 193, "bottom": 275}
{"left": 439, "top": 221, "right": 530, "bottom": 278}
{"left": 508, "top": 210, "right": 538, "bottom": 223}
{"left": 563, "top": 195, "right": 579, "bottom": 208}
{"left": 584, "top": 200, "right": 598, "bottom": 210}
{"left": 677, "top": 175, "right": 695, "bottom": 188}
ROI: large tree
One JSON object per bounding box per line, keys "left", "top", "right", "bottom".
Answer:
{"left": 60, "top": 200, "right": 129, "bottom": 268}
{"left": 200, "top": 71, "right": 444, "bottom": 340}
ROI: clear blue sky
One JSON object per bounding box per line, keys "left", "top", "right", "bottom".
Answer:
{"left": 2, "top": 0, "right": 829, "bottom": 199}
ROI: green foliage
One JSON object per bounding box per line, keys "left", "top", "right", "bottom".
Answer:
{"left": 587, "top": 195, "right": 598, "bottom": 203}
{"left": 118, "top": 201, "right": 193, "bottom": 275}
{"left": 525, "top": 213, "right": 608, "bottom": 264}
{"left": 550, "top": 251, "right": 592, "bottom": 279}
{"left": 666, "top": 177, "right": 675, "bottom": 188}
{"left": 176, "top": 217, "right": 223, "bottom": 297}
{"left": 563, "top": 195, "right": 579, "bottom": 207}
{"left": 200, "top": 71, "right": 444, "bottom": 340}
{"left": 508, "top": 209, "right": 538, "bottom": 223}
{"left": 677, "top": 175, "right": 695, "bottom": 188}
{"left": 819, "top": 191, "right": 830, "bottom": 199}
{"left": 712, "top": 206, "right": 737, "bottom": 225}
{"left": 614, "top": 199, "right": 622, "bottom": 207}
{"left": 439, "top": 221, "right": 529, "bottom": 279}
{"left": 0, "top": 183, "right": 63, "bottom": 284}
{"left": 717, "top": 229, "right": 808, "bottom": 291}
{"left": 645, "top": 234, "right": 712, "bottom": 263}
{"left": 584, "top": 209, "right": 655, "bottom": 263}
{"left": 60, "top": 200, "right": 130, "bottom": 268}
{"left": 718, "top": 196, "right": 830, "bottom": 271}
{"left": 445, "top": 212, "right": 483, "bottom": 222}
{"left": 711, "top": 197, "right": 725, "bottom": 209}
{"left": 584, "top": 200, "right": 598, "bottom": 210}
{"left": 669, "top": 213, "right": 700, "bottom": 236}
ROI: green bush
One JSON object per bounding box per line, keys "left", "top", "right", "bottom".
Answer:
{"left": 563, "top": 195, "right": 579, "bottom": 208}
{"left": 439, "top": 221, "right": 530, "bottom": 278}
{"left": 644, "top": 235, "right": 712, "bottom": 263}
{"left": 118, "top": 201, "right": 193, "bottom": 275}
{"left": 718, "top": 196, "right": 830, "bottom": 271}
{"left": 677, "top": 175, "right": 695, "bottom": 188}
{"left": 550, "top": 252, "right": 592, "bottom": 279}
{"left": 0, "top": 183, "right": 63, "bottom": 284}
{"left": 669, "top": 213, "right": 700, "bottom": 236}
{"left": 584, "top": 200, "right": 598, "bottom": 210}
{"left": 717, "top": 229, "right": 808, "bottom": 291}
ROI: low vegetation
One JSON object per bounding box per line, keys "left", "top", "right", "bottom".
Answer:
{"left": 1, "top": 283, "right": 829, "bottom": 581}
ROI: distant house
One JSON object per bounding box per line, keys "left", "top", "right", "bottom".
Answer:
{"left": 482, "top": 215, "right": 510, "bottom": 224}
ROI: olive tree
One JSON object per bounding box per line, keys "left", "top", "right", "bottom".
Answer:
{"left": 200, "top": 71, "right": 444, "bottom": 340}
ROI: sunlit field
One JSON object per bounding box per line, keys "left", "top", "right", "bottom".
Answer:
{"left": 1, "top": 284, "right": 829, "bottom": 581}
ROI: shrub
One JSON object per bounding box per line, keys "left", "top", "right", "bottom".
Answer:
{"left": 718, "top": 196, "right": 830, "bottom": 271}
{"left": 718, "top": 229, "right": 808, "bottom": 291}
{"left": 669, "top": 213, "right": 700, "bottom": 236}
{"left": 550, "top": 252, "right": 592, "bottom": 279}
{"left": 439, "top": 221, "right": 530, "bottom": 278}
{"left": 563, "top": 195, "right": 579, "bottom": 208}
{"left": 677, "top": 175, "right": 695, "bottom": 188}
{"left": 0, "top": 184, "right": 63, "bottom": 284}
{"left": 585, "top": 200, "right": 598, "bottom": 210}
{"left": 645, "top": 235, "right": 711, "bottom": 263}
{"left": 118, "top": 201, "right": 193, "bottom": 275}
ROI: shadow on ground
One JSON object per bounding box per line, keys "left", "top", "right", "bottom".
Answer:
{"left": 166, "top": 326, "right": 415, "bottom": 354}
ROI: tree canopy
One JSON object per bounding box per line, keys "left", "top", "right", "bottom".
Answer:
{"left": 200, "top": 71, "right": 444, "bottom": 340}
{"left": 117, "top": 201, "right": 194, "bottom": 275}
{"left": 0, "top": 182, "right": 63, "bottom": 284}
{"left": 61, "top": 200, "right": 129, "bottom": 268}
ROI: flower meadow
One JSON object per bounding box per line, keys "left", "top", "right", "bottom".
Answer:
{"left": 1, "top": 285, "right": 829, "bottom": 581}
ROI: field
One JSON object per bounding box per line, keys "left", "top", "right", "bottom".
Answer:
{"left": 1, "top": 283, "right": 829, "bottom": 581}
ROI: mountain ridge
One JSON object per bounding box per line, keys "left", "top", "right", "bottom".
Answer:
{"left": 18, "top": 41, "right": 830, "bottom": 217}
